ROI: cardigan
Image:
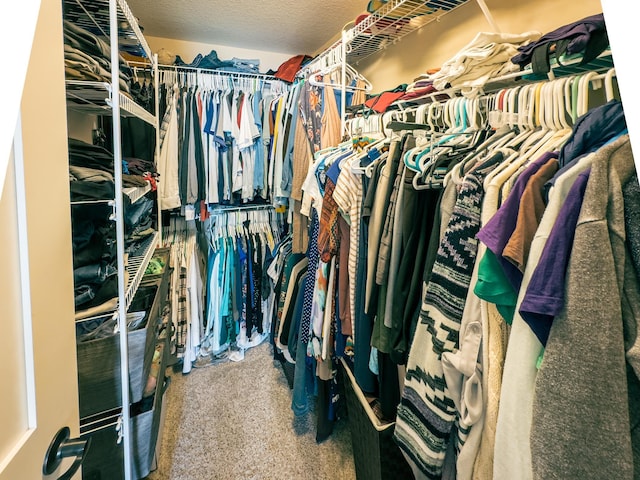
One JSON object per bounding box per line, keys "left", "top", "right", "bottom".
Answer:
{"left": 529, "top": 135, "right": 639, "bottom": 479}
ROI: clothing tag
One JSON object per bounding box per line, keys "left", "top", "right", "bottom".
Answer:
{"left": 184, "top": 205, "right": 195, "bottom": 221}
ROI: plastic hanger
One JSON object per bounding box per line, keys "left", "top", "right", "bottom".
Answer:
{"left": 307, "top": 64, "right": 372, "bottom": 92}
{"left": 605, "top": 68, "right": 617, "bottom": 102}
{"left": 405, "top": 97, "right": 468, "bottom": 173}
{"left": 555, "top": 77, "right": 573, "bottom": 130}
{"left": 577, "top": 71, "right": 598, "bottom": 117}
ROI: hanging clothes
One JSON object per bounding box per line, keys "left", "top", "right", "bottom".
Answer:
{"left": 158, "top": 69, "right": 291, "bottom": 208}
{"left": 200, "top": 207, "right": 284, "bottom": 362}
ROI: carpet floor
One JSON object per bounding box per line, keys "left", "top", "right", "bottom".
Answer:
{"left": 147, "top": 342, "right": 357, "bottom": 480}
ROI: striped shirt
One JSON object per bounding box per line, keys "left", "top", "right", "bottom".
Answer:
{"left": 332, "top": 155, "right": 362, "bottom": 340}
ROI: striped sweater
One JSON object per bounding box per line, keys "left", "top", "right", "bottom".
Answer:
{"left": 394, "top": 152, "right": 502, "bottom": 479}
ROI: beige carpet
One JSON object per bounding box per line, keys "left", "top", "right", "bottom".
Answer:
{"left": 147, "top": 342, "right": 357, "bottom": 480}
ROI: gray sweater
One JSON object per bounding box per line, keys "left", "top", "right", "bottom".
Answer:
{"left": 530, "top": 135, "right": 640, "bottom": 479}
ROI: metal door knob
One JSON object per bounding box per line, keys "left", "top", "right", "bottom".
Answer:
{"left": 43, "top": 426, "right": 91, "bottom": 480}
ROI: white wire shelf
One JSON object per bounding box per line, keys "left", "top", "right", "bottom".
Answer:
{"left": 65, "top": 80, "right": 156, "bottom": 125}
{"left": 74, "top": 230, "right": 158, "bottom": 323}
{"left": 70, "top": 183, "right": 150, "bottom": 206}
{"left": 80, "top": 407, "right": 122, "bottom": 435}
{"left": 381, "top": 48, "right": 616, "bottom": 111}
{"left": 125, "top": 230, "right": 159, "bottom": 309}
{"left": 63, "top": 0, "right": 153, "bottom": 60}
{"left": 122, "top": 182, "right": 151, "bottom": 204}
{"left": 481, "top": 48, "right": 615, "bottom": 92}
{"left": 344, "top": 0, "right": 472, "bottom": 64}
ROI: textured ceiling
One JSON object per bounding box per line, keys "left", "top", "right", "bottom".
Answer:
{"left": 126, "top": 0, "right": 370, "bottom": 55}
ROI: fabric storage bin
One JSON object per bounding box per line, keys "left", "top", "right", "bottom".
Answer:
{"left": 80, "top": 336, "right": 170, "bottom": 480}
{"left": 76, "top": 280, "right": 164, "bottom": 418}
{"left": 79, "top": 409, "right": 124, "bottom": 480}
{"left": 140, "top": 246, "right": 171, "bottom": 284}
{"left": 130, "top": 335, "right": 170, "bottom": 479}
{"left": 340, "top": 358, "right": 415, "bottom": 480}
{"left": 143, "top": 247, "right": 178, "bottom": 367}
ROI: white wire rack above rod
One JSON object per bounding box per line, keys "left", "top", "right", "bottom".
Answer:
{"left": 310, "top": 0, "right": 497, "bottom": 68}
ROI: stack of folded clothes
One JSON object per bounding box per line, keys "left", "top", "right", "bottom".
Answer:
{"left": 69, "top": 138, "right": 158, "bottom": 319}
{"left": 173, "top": 49, "right": 261, "bottom": 74}
{"left": 63, "top": 19, "right": 132, "bottom": 94}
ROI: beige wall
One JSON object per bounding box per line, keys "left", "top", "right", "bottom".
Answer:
{"left": 356, "top": 0, "right": 604, "bottom": 91}
{"left": 66, "top": 110, "right": 96, "bottom": 144}
{"left": 21, "top": 0, "right": 79, "bottom": 438}
{"left": 146, "top": 35, "right": 294, "bottom": 73}
{"left": 0, "top": 0, "right": 79, "bottom": 477}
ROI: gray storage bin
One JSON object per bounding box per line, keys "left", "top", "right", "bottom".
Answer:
{"left": 80, "top": 335, "right": 170, "bottom": 480}
{"left": 76, "top": 280, "right": 163, "bottom": 418}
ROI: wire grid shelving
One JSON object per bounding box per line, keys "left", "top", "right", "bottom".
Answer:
{"left": 345, "top": 0, "right": 471, "bottom": 63}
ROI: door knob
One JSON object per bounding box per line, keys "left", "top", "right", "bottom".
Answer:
{"left": 43, "top": 426, "right": 91, "bottom": 480}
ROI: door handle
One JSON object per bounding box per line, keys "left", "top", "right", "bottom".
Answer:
{"left": 43, "top": 426, "right": 91, "bottom": 480}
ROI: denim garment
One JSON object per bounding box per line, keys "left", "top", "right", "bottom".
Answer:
{"left": 558, "top": 100, "right": 627, "bottom": 167}
{"left": 72, "top": 217, "right": 96, "bottom": 251}
{"left": 124, "top": 197, "right": 154, "bottom": 230}
{"left": 252, "top": 91, "right": 265, "bottom": 193}
{"left": 281, "top": 88, "right": 302, "bottom": 197}
{"left": 291, "top": 277, "right": 317, "bottom": 417}
{"left": 174, "top": 50, "right": 235, "bottom": 70}
{"left": 232, "top": 57, "right": 260, "bottom": 73}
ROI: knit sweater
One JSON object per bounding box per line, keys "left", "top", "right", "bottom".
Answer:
{"left": 530, "top": 135, "right": 639, "bottom": 479}
{"left": 394, "top": 152, "right": 500, "bottom": 479}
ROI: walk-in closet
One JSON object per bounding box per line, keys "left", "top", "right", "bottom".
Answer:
{"left": 1, "top": 0, "right": 638, "bottom": 479}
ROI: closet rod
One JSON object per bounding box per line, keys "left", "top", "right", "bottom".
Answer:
{"left": 381, "top": 66, "right": 617, "bottom": 115}
{"left": 209, "top": 204, "right": 275, "bottom": 213}
{"left": 155, "top": 63, "right": 283, "bottom": 82}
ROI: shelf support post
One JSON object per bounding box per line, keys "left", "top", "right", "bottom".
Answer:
{"left": 475, "top": 0, "right": 501, "bottom": 32}
{"left": 109, "top": 0, "right": 133, "bottom": 478}
{"left": 341, "top": 33, "right": 347, "bottom": 138}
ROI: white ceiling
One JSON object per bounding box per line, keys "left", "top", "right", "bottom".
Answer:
{"left": 127, "top": 0, "right": 370, "bottom": 55}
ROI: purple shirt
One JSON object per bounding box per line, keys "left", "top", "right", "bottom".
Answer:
{"left": 511, "top": 13, "right": 607, "bottom": 67}
{"left": 476, "top": 151, "right": 559, "bottom": 292}
{"left": 519, "top": 168, "right": 591, "bottom": 345}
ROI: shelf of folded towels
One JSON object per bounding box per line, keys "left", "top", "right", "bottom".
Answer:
{"left": 340, "top": 0, "right": 472, "bottom": 64}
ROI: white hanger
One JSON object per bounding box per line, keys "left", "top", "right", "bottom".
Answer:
{"left": 577, "top": 71, "right": 599, "bottom": 117}
{"left": 605, "top": 68, "right": 617, "bottom": 102}
{"left": 554, "top": 77, "right": 572, "bottom": 130}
